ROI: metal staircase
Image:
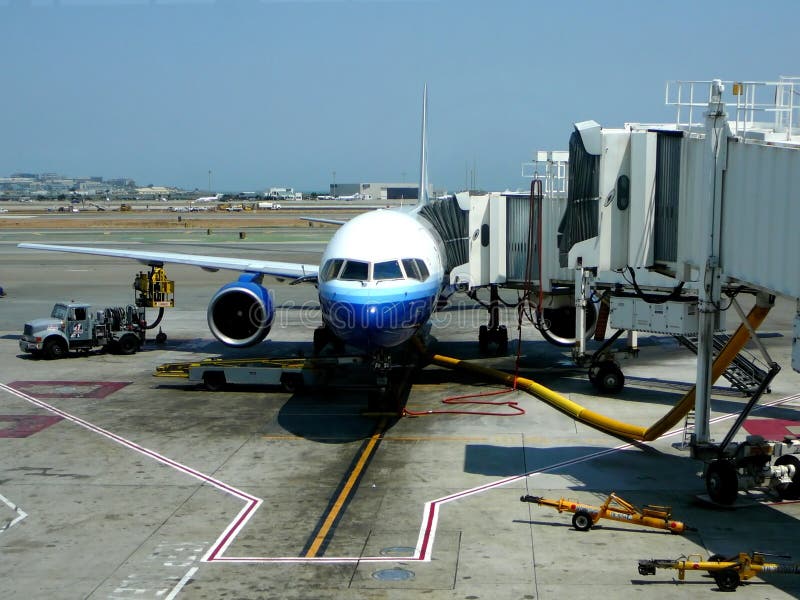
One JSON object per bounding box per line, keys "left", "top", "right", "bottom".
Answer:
{"left": 679, "top": 410, "right": 695, "bottom": 449}
{"left": 674, "top": 333, "right": 769, "bottom": 395}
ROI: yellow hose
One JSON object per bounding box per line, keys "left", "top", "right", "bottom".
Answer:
{"left": 423, "top": 304, "right": 771, "bottom": 442}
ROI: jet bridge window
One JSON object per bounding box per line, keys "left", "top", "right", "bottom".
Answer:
{"left": 320, "top": 258, "right": 345, "bottom": 282}
{"left": 374, "top": 260, "right": 404, "bottom": 281}
{"left": 339, "top": 260, "right": 370, "bottom": 281}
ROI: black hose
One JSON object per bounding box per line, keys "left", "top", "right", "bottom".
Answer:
{"left": 146, "top": 307, "right": 165, "bottom": 329}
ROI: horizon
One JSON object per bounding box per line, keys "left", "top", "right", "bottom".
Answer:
{"left": 1, "top": 0, "right": 798, "bottom": 192}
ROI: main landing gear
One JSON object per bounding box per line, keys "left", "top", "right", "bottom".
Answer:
{"left": 475, "top": 285, "right": 508, "bottom": 354}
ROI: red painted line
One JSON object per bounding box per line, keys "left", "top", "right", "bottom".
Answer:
{"left": 8, "top": 380, "right": 129, "bottom": 399}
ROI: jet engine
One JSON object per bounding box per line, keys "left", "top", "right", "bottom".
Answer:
{"left": 207, "top": 273, "right": 274, "bottom": 348}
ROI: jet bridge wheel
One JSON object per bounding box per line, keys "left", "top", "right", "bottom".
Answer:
{"left": 589, "top": 361, "right": 624, "bottom": 394}
{"left": 706, "top": 459, "right": 739, "bottom": 505}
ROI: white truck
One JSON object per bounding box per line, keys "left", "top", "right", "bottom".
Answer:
{"left": 19, "top": 302, "right": 147, "bottom": 359}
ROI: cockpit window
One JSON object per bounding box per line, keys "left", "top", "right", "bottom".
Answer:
{"left": 415, "top": 259, "right": 430, "bottom": 280}
{"left": 402, "top": 258, "right": 429, "bottom": 281}
{"left": 320, "top": 258, "right": 344, "bottom": 282}
{"left": 340, "top": 260, "right": 369, "bottom": 281}
{"left": 402, "top": 259, "right": 421, "bottom": 280}
{"left": 374, "top": 260, "right": 403, "bottom": 281}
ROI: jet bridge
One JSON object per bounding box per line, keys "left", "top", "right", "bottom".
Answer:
{"left": 417, "top": 78, "right": 800, "bottom": 504}
{"left": 549, "top": 77, "right": 800, "bottom": 503}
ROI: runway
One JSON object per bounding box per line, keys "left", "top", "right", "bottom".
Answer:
{"left": 1, "top": 223, "right": 799, "bottom": 599}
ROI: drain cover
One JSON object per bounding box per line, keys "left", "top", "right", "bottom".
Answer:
{"left": 379, "top": 546, "right": 415, "bottom": 558}
{"left": 371, "top": 568, "right": 415, "bottom": 581}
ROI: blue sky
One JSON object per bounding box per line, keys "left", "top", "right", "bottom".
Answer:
{"left": 1, "top": 0, "right": 798, "bottom": 193}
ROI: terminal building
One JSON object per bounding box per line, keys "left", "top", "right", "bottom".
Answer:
{"left": 329, "top": 182, "right": 420, "bottom": 201}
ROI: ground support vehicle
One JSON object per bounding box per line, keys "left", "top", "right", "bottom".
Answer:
{"left": 521, "top": 491, "right": 692, "bottom": 533}
{"left": 20, "top": 302, "right": 146, "bottom": 359}
{"left": 638, "top": 551, "right": 800, "bottom": 591}
{"left": 155, "top": 355, "right": 366, "bottom": 392}
{"left": 689, "top": 359, "right": 800, "bottom": 505}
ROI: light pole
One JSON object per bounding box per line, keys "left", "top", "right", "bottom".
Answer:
{"left": 208, "top": 169, "right": 212, "bottom": 193}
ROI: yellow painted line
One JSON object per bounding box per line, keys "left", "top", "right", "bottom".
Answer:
{"left": 304, "top": 419, "right": 387, "bottom": 557}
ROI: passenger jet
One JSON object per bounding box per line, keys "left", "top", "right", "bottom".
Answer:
{"left": 20, "top": 88, "right": 445, "bottom": 355}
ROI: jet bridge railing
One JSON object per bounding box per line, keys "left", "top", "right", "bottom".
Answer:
{"left": 666, "top": 78, "right": 800, "bottom": 142}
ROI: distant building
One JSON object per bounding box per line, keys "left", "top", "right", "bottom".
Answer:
{"left": 135, "top": 186, "right": 175, "bottom": 197}
{"left": 266, "top": 187, "right": 298, "bottom": 200}
{"left": 328, "top": 182, "right": 422, "bottom": 201}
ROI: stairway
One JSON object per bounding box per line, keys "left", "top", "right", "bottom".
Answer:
{"left": 674, "top": 333, "right": 769, "bottom": 395}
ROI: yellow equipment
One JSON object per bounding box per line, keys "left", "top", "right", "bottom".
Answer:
{"left": 133, "top": 266, "right": 175, "bottom": 308}
{"left": 638, "top": 551, "right": 800, "bottom": 591}
{"left": 521, "top": 492, "right": 692, "bottom": 534}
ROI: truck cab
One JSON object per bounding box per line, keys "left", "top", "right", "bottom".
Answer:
{"left": 19, "top": 301, "right": 145, "bottom": 359}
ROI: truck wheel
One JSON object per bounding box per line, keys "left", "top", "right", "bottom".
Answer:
{"left": 44, "top": 338, "right": 68, "bottom": 360}
{"left": 117, "top": 334, "right": 139, "bottom": 355}
{"left": 571, "top": 509, "right": 593, "bottom": 531}
{"left": 280, "top": 373, "right": 304, "bottom": 393}
{"left": 706, "top": 459, "right": 739, "bottom": 505}
{"left": 203, "top": 371, "right": 226, "bottom": 392}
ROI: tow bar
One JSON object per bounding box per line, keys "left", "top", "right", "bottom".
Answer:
{"left": 521, "top": 492, "right": 693, "bottom": 533}
{"left": 638, "top": 551, "right": 800, "bottom": 591}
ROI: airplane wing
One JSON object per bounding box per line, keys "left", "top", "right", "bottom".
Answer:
{"left": 18, "top": 243, "right": 318, "bottom": 281}
{"left": 300, "top": 216, "right": 347, "bottom": 226}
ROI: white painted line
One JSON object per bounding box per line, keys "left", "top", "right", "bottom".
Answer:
{"left": 164, "top": 566, "right": 198, "bottom": 600}
{"left": 1, "top": 381, "right": 796, "bottom": 566}
{"left": 0, "top": 492, "right": 28, "bottom": 533}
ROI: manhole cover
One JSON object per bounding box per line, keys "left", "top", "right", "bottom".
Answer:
{"left": 371, "top": 568, "right": 415, "bottom": 581}
{"left": 379, "top": 546, "right": 415, "bottom": 558}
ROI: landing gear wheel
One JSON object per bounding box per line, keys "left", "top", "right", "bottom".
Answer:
{"left": 775, "top": 454, "right": 800, "bottom": 500}
{"left": 706, "top": 459, "right": 739, "bottom": 505}
{"left": 478, "top": 325, "right": 488, "bottom": 354}
{"left": 43, "top": 338, "right": 68, "bottom": 360}
{"left": 571, "top": 509, "right": 593, "bottom": 531}
{"left": 713, "top": 569, "right": 740, "bottom": 592}
{"left": 590, "top": 361, "right": 624, "bottom": 394}
{"left": 498, "top": 325, "right": 508, "bottom": 354}
{"left": 203, "top": 371, "right": 227, "bottom": 392}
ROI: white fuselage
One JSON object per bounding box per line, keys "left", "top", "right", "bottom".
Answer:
{"left": 317, "top": 209, "right": 445, "bottom": 350}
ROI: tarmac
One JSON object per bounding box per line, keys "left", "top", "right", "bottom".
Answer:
{"left": 1, "top": 220, "right": 799, "bottom": 599}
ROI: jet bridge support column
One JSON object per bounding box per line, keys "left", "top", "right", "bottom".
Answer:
{"left": 693, "top": 81, "right": 728, "bottom": 445}
{"left": 573, "top": 263, "right": 594, "bottom": 362}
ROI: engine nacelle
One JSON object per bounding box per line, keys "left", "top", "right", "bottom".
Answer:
{"left": 207, "top": 274, "right": 274, "bottom": 348}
